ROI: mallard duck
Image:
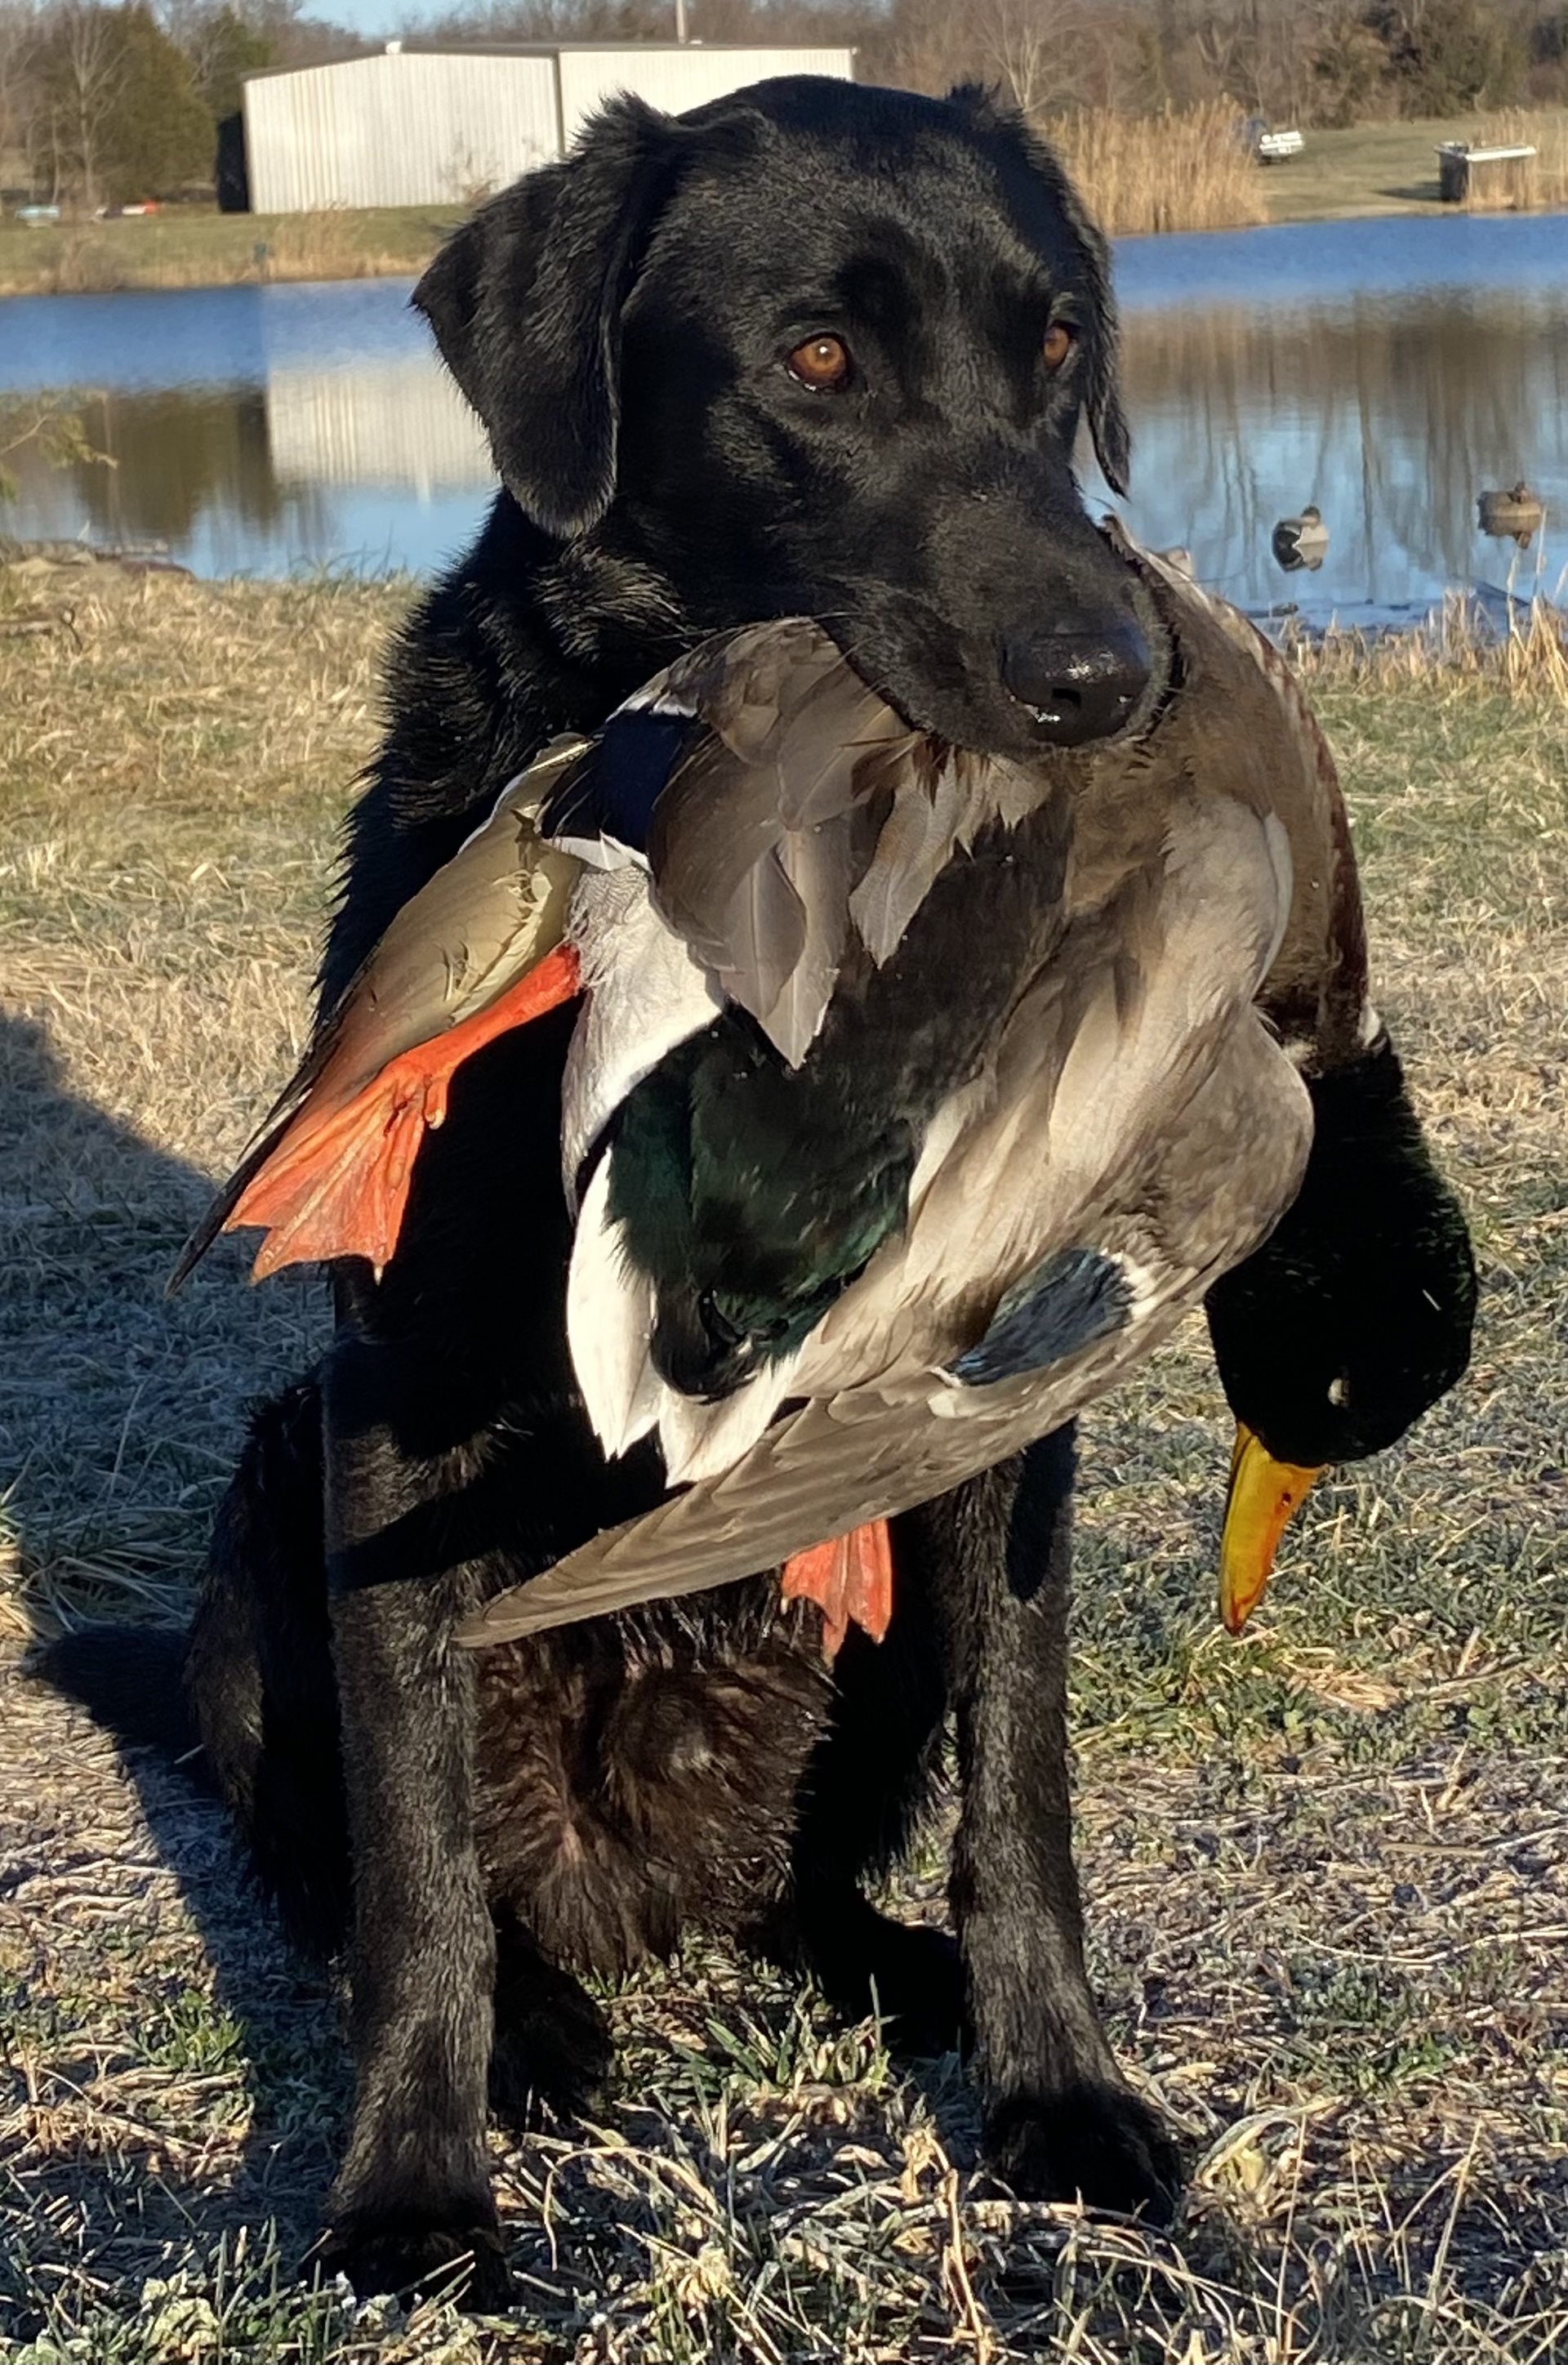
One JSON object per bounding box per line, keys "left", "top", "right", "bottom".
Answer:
{"left": 182, "top": 539, "right": 1470, "bottom": 1656}
{"left": 1477, "top": 483, "right": 1546, "bottom": 548}
{"left": 1272, "top": 506, "right": 1330, "bottom": 573}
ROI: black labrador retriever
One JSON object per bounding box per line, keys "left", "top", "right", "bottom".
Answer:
{"left": 64, "top": 77, "right": 1183, "bottom": 2303}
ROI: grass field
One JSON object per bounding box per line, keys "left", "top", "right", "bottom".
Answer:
{"left": 1256, "top": 107, "right": 1568, "bottom": 223}
{"left": 0, "top": 205, "right": 463, "bottom": 298}
{"left": 0, "top": 102, "right": 1566, "bottom": 300}
{"left": 1, "top": 562, "right": 1566, "bottom": 2362}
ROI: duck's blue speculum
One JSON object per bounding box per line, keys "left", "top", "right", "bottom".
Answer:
{"left": 950, "top": 1246, "right": 1133, "bottom": 1385}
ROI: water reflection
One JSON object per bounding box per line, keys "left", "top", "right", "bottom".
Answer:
{"left": 1109, "top": 276, "right": 1568, "bottom": 618}
{"left": 266, "top": 362, "right": 488, "bottom": 493}
{"left": 65, "top": 387, "right": 317, "bottom": 545}
{"left": 0, "top": 281, "right": 495, "bottom": 577}
{"left": 0, "top": 215, "right": 1564, "bottom": 615}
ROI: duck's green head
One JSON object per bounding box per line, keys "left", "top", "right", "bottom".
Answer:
{"left": 1203, "top": 1037, "right": 1477, "bottom": 1629}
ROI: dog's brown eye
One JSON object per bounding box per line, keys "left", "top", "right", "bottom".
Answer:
{"left": 1042, "top": 323, "right": 1075, "bottom": 373}
{"left": 786, "top": 334, "right": 852, "bottom": 391}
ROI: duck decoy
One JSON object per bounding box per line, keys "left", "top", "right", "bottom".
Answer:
{"left": 1477, "top": 482, "right": 1546, "bottom": 548}
{"left": 180, "top": 538, "right": 1472, "bottom": 1657}
{"left": 1272, "top": 505, "right": 1329, "bottom": 573}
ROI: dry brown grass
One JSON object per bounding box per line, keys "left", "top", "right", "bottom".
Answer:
{"left": 1290, "top": 591, "right": 1568, "bottom": 698}
{"left": 0, "top": 207, "right": 458, "bottom": 299}
{"left": 1475, "top": 112, "right": 1568, "bottom": 212}
{"left": 1050, "top": 103, "right": 1270, "bottom": 238}
{"left": 2, "top": 568, "right": 1567, "bottom": 2359}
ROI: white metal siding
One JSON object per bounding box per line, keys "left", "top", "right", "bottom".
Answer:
{"left": 244, "top": 52, "right": 559, "bottom": 213}
{"left": 555, "top": 47, "right": 854, "bottom": 144}
{"left": 266, "top": 362, "right": 493, "bottom": 492}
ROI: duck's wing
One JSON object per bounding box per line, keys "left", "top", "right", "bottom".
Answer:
{"left": 467, "top": 1027, "right": 1312, "bottom": 1645}
{"left": 580, "top": 618, "right": 1039, "bottom": 1070}
{"left": 1116, "top": 530, "right": 1371, "bottom": 1071}
{"left": 640, "top": 621, "right": 1027, "bottom": 1067}
{"left": 170, "top": 738, "right": 589, "bottom": 1287}
{"left": 465, "top": 782, "right": 1312, "bottom": 1645}
{"left": 183, "top": 619, "right": 1013, "bottom": 1292}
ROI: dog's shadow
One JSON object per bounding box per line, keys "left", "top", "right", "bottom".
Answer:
{"left": 0, "top": 1011, "right": 991, "bottom": 2316}
{"left": 0, "top": 1010, "right": 343, "bottom": 2299}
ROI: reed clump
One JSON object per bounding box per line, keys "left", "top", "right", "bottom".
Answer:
{"left": 1295, "top": 588, "right": 1568, "bottom": 696}
{"left": 1049, "top": 102, "right": 1269, "bottom": 237}
{"left": 1471, "top": 109, "right": 1568, "bottom": 209}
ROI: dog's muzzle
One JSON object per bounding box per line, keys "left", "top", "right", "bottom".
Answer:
{"left": 1001, "top": 619, "right": 1152, "bottom": 747}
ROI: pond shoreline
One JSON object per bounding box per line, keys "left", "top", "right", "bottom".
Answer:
{"left": 0, "top": 203, "right": 464, "bottom": 301}
{"left": 2, "top": 221, "right": 1563, "bottom": 609}
{"left": 3, "top": 105, "right": 1566, "bottom": 298}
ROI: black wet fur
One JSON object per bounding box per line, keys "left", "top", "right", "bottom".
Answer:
{"left": 1205, "top": 1038, "right": 1477, "bottom": 1467}
{"left": 34, "top": 77, "right": 1470, "bottom": 2305}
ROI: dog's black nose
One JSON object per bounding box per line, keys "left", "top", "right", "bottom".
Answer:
{"left": 1001, "top": 621, "right": 1151, "bottom": 747}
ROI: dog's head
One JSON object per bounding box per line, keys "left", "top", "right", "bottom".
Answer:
{"left": 416, "top": 77, "right": 1165, "bottom": 758}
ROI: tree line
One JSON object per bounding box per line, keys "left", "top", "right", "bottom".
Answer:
{"left": 2, "top": 0, "right": 1566, "bottom": 211}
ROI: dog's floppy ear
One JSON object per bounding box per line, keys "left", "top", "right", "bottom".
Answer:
{"left": 415, "top": 96, "right": 678, "bottom": 539}
{"left": 947, "top": 83, "right": 1132, "bottom": 498}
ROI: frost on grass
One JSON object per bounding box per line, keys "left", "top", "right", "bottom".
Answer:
{"left": 2, "top": 569, "right": 1566, "bottom": 2361}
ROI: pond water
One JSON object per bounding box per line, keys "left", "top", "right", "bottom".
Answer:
{"left": 2, "top": 209, "right": 1565, "bottom": 626}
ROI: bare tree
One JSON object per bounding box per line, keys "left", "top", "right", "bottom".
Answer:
{"left": 0, "top": 4, "right": 38, "bottom": 184}
{"left": 42, "top": 2, "right": 127, "bottom": 206}
{"left": 979, "top": 0, "right": 1117, "bottom": 115}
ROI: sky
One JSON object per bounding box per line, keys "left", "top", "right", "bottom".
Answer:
{"left": 298, "top": 0, "right": 695, "bottom": 35}
{"left": 303, "top": 0, "right": 403, "bottom": 33}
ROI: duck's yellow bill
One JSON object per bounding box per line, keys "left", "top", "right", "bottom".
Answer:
{"left": 1218, "top": 1422, "right": 1324, "bottom": 1634}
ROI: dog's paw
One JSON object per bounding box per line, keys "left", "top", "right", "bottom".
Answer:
{"left": 862, "top": 1921, "right": 968, "bottom": 2058}
{"left": 982, "top": 2081, "right": 1183, "bottom": 2225}
{"left": 787, "top": 1894, "right": 969, "bottom": 2059}
{"left": 314, "top": 2211, "right": 513, "bottom": 2310}
{"left": 490, "top": 1957, "right": 612, "bottom": 2128}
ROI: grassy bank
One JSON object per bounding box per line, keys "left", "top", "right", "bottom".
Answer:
{"left": 1255, "top": 105, "right": 1568, "bottom": 223}
{"left": 2, "top": 564, "right": 1567, "bottom": 2361}
{"left": 0, "top": 203, "right": 461, "bottom": 298}
{"left": 1069, "top": 100, "right": 1568, "bottom": 234}
{"left": 0, "top": 100, "right": 1566, "bottom": 298}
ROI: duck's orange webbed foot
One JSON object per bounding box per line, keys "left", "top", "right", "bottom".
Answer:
{"left": 229, "top": 944, "right": 582, "bottom": 1279}
{"left": 782, "top": 1519, "right": 894, "bottom": 1662}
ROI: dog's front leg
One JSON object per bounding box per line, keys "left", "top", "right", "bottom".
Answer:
{"left": 900, "top": 1425, "right": 1183, "bottom": 2224}
{"left": 318, "top": 1348, "right": 510, "bottom": 2308}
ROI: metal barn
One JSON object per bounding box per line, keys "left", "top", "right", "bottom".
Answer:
{"left": 240, "top": 42, "right": 857, "bottom": 214}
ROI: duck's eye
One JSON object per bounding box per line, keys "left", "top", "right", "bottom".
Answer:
{"left": 700, "top": 1292, "right": 746, "bottom": 1349}
{"left": 1042, "top": 322, "right": 1075, "bottom": 373}
{"left": 786, "top": 334, "right": 853, "bottom": 391}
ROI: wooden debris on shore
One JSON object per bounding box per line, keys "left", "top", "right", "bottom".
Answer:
{"left": 0, "top": 602, "right": 79, "bottom": 645}
{"left": 0, "top": 534, "right": 192, "bottom": 578}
